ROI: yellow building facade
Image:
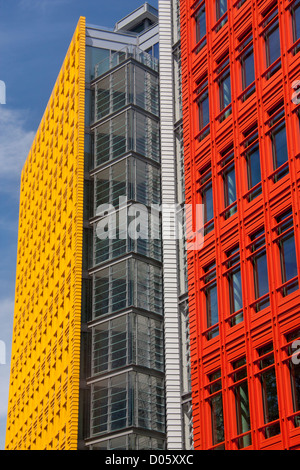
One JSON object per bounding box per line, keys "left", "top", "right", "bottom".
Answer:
{"left": 5, "top": 18, "right": 86, "bottom": 450}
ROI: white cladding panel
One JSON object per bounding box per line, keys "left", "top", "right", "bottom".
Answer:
{"left": 159, "top": 0, "right": 183, "bottom": 450}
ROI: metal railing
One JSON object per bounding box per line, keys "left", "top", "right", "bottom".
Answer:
{"left": 95, "top": 45, "right": 159, "bottom": 78}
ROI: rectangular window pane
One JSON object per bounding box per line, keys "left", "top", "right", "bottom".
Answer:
{"left": 279, "top": 234, "right": 298, "bottom": 294}
{"left": 246, "top": 143, "right": 261, "bottom": 189}
{"left": 198, "top": 92, "right": 209, "bottom": 129}
{"left": 272, "top": 123, "right": 288, "bottom": 169}
{"left": 242, "top": 47, "right": 255, "bottom": 90}
{"left": 265, "top": 22, "right": 281, "bottom": 67}
{"left": 203, "top": 181, "right": 213, "bottom": 223}
{"left": 251, "top": 230, "right": 269, "bottom": 311}
{"left": 292, "top": 2, "right": 300, "bottom": 43}
{"left": 235, "top": 381, "right": 251, "bottom": 435}
{"left": 219, "top": 71, "right": 231, "bottom": 111}
{"left": 261, "top": 368, "right": 279, "bottom": 424}
{"left": 204, "top": 263, "right": 219, "bottom": 338}
{"left": 216, "top": 0, "right": 227, "bottom": 21}
{"left": 223, "top": 159, "right": 237, "bottom": 218}
{"left": 206, "top": 283, "right": 218, "bottom": 328}
{"left": 253, "top": 251, "right": 269, "bottom": 299}
{"left": 211, "top": 393, "right": 224, "bottom": 445}
{"left": 196, "top": 5, "right": 206, "bottom": 43}
{"left": 229, "top": 269, "right": 243, "bottom": 313}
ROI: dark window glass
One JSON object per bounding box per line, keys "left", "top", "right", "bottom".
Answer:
{"left": 265, "top": 22, "right": 280, "bottom": 65}
{"left": 257, "top": 344, "right": 280, "bottom": 438}
{"left": 236, "top": 0, "right": 247, "bottom": 8}
{"left": 263, "top": 8, "right": 281, "bottom": 77}
{"left": 246, "top": 143, "right": 261, "bottom": 193}
{"left": 292, "top": 1, "right": 300, "bottom": 44}
{"left": 241, "top": 46, "right": 255, "bottom": 90}
{"left": 216, "top": 0, "right": 228, "bottom": 30}
{"left": 199, "top": 165, "right": 214, "bottom": 234}
{"left": 226, "top": 246, "right": 243, "bottom": 325}
{"left": 232, "top": 358, "right": 251, "bottom": 448}
{"left": 268, "top": 105, "right": 289, "bottom": 180}
{"left": 221, "top": 150, "right": 237, "bottom": 219}
{"left": 276, "top": 210, "right": 298, "bottom": 296}
{"left": 208, "top": 370, "right": 224, "bottom": 447}
{"left": 216, "top": 0, "right": 227, "bottom": 19}
{"left": 195, "top": 4, "right": 206, "bottom": 45}
{"left": 219, "top": 69, "right": 231, "bottom": 111}
{"left": 243, "top": 127, "right": 262, "bottom": 200}
{"left": 197, "top": 80, "right": 210, "bottom": 137}
{"left": 271, "top": 123, "right": 288, "bottom": 170}
{"left": 153, "top": 43, "right": 159, "bottom": 59}
{"left": 241, "top": 47, "right": 255, "bottom": 100}
{"left": 250, "top": 229, "right": 270, "bottom": 311}
{"left": 204, "top": 262, "right": 219, "bottom": 339}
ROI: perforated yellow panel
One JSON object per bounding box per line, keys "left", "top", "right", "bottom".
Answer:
{"left": 5, "top": 17, "right": 86, "bottom": 450}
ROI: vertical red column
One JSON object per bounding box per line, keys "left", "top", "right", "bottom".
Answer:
{"left": 180, "top": 0, "right": 300, "bottom": 450}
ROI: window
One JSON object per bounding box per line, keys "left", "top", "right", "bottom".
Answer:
{"left": 230, "top": 357, "right": 251, "bottom": 448}
{"left": 291, "top": 0, "right": 300, "bottom": 53}
{"left": 249, "top": 227, "right": 270, "bottom": 312}
{"left": 195, "top": 2, "right": 206, "bottom": 52}
{"left": 196, "top": 79, "right": 210, "bottom": 139}
{"left": 206, "top": 370, "right": 225, "bottom": 448}
{"left": 262, "top": 5, "right": 281, "bottom": 78}
{"left": 225, "top": 246, "right": 243, "bottom": 326}
{"left": 285, "top": 329, "right": 300, "bottom": 427}
{"left": 216, "top": 0, "right": 228, "bottom": 30}
{"left": 243, "top": 126, "right": 262, "bottom": 201}
{"left": 199, "top": 164, "right": 214, "bottom": 234}
{"left": 256, "top": 344, "right": 280, "bottom": 438}
{"left": 239, "top": 31, "right": 255, "bottom": 101}
{"left": 220, "top": 145, "right": 237, "bottom": 219}
{"left": 92, "top": 374, "right": 129, "bottom": 435}
{"left": 216, "top": 55, "right": 231, "bottom": 121}
{"left": 203, "top": 261, "right": 219, "bottom": 339}
{"left": 236, "top": 0, "right": 247, "bottom": 8}
{"left": 275, "top": 209, "right": 298, "bottom": 296}
{"left": 268, "top": 104, "right": 289, "bottom": 181}
{"left": 91, "top": 372, "right": 165, "bottom": 436}
{"left": 93, "top": 259, "right": 163, "bottom": 319}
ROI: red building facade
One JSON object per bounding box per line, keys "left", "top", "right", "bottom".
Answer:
{"left": 180, "top": 0, "right": 300, "bottom": 449}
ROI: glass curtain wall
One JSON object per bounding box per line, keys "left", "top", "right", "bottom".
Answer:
{"left": 87, "top": 51, "right": 165, "bottom": 449}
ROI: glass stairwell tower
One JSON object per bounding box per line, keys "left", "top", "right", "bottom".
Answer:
{"left": 80, "top": 6, "right": 165, "bottom": 450}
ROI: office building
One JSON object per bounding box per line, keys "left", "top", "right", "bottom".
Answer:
{"left": 180, "top": 0, "right": 300, "bottom": 450}
{"left": 7, "top": 0, "right": 300, "bottom": 452}
{"left": 5, "top": 2, "right": 192, "bottom": 451}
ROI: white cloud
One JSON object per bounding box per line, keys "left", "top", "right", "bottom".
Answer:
{"left": 0, "top": 107, "right": 35, "bottom": 179}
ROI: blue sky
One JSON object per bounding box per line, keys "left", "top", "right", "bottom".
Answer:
{"left": 0, "top": 0, "right": 158, "bottom": 449}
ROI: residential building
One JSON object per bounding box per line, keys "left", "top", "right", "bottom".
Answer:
{"left": 5, "top": 2, "right": 192, "bottom": 451}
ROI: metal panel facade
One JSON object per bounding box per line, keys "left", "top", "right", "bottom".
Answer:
{"left": 5, "top": 18, "right": 86, "bottom": 450}
{"left": 159, "top": 0, "right": 184, "bottom": 450}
